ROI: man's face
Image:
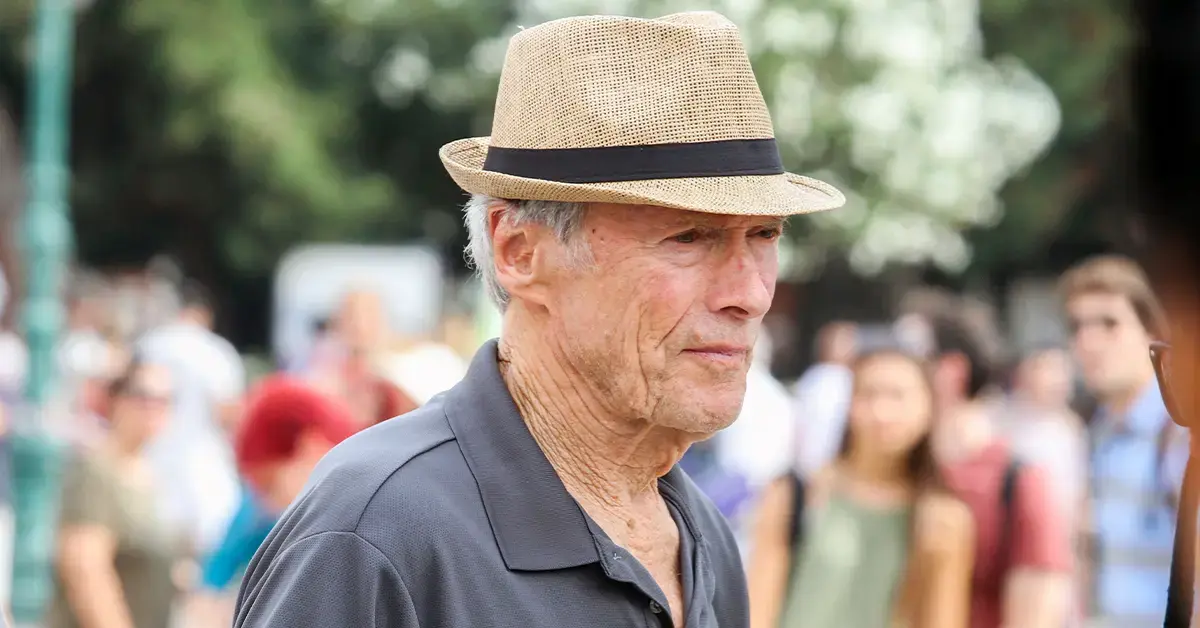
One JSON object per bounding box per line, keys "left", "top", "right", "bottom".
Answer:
{"left": 537, "top": 203, "right": 781, "bottom": 436}
{"left": 1066, "top": 291, "right": 1154, "bottom": 398}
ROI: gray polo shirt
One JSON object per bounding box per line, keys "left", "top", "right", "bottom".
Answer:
{"left": 233, "top": 340, "right": 750, "bottom": 627}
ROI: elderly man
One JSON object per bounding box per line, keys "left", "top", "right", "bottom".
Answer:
{"left": 233, "top": 11, "right": 843, "bottom": 628}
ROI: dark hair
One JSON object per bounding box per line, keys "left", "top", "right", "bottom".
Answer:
{"left": 837, "top": 350, "right": 943, "bottom": 492}
{"left": 1058, "top": 255, "right": 1166, "bottom": 338}
{"left": 106, "top": 357, "right": 147, "bottom": 399}
{"left": 928, "top": 311, "right": 993, "bottom": 399}
{"left": 179, "top": 280, "right": 214, "bottom": 314}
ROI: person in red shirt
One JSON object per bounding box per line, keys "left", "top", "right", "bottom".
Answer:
{"left": 183, "top": 376, "right": 361, "bottom": 627}
{"left": 925, "top": 307, "right": 1073, "bottom": 628}
{"left": 235, "top": 376, "right": 361, "bottom": 513}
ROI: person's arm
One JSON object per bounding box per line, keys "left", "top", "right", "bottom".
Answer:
{"left": 746, "top": 476, "right": 795, "bottom": 628}
{"left": 1001, "top": 465, "right": 1073, "bottom": 628}
{"left": 233, "top": 531, "right": 418, "bottom": 627}
{"left": 55, "top": 458, "right": 136, "bottom": 628}
{"left": 211, "top": 339, "right": 247, "bottom": 433}
{"left": 912, "top": 494, "right": 974, "bottom": 628}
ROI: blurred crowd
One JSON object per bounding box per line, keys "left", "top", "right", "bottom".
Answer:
{"left": 0, "top": 250, "right": 1183, "bottom": 628}
{"left": 0, "top": 265, "right": 469, "bottom": 627}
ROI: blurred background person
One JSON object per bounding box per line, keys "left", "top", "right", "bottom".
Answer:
{"left": 46, "top": 359, "right": 184, "bottom": 628}
{"left": 994, "top": 344, "right": 1089, "bottom": 623}
{"left": 679, "top": 331, "right": 795, "bottom": 555}
{"left": 1009, "top": 345, "right": 1077, "bottom": 413}
{"left": 1, "top": 0, "right": 1192, "bottom": 624}
{"left": 303, "top": 289, "right": 419, "bottom": 427}
{"left": 928, "top": 310, "right": 1073, "bottom": 628}
{"left": 137, "top": 281, "right": 246, "bottom": 561}
{"left": 1059, "top": 255, "right": 1185, "bottom": 626}
{"left": 0, "top": 279, "right": 20, "bottom": 613}
{"left": 792, "top": 321, "right": 858, "bottom": 479}
{"left": 183, "top": 375, "right": 359, "bottom": 627}
{"left": 56, "top": 271, "right": 113, "bottom": 385}
{"left": 373, "top": 338, "right": 469, "bottom": 418}
{"left": 747, "top": 350, "right": 973, "bottom": 628}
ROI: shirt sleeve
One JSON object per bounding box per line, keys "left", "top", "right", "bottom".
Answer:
{"left": 199, "top": 493, "right": 272, "bottom": 591}
{"left": 58, "top": 454, "right": 115, "bottom": 528}
{"left": 1011, "top": 463, "right": 1073, "bottom": 572}
{"left": 233, "top": 531, "right": 419, "bottom": 628}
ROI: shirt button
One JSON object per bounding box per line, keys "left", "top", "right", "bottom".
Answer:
{"left": 649, "top": 601, "right": 663, "bottom": 614}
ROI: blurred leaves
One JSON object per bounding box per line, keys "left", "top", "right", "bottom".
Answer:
{"left": 0, "top": 0, "right": 1124, "bottom": 293}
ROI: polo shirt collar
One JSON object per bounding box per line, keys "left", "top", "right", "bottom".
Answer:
{"left": 444, "top": 339, "right": 599, "bottom": 571}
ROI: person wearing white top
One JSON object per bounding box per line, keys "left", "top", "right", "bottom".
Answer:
{"left": 791, "top": 322, "right": 857, "bottom": 479}
{"left": 137, "top": 282, "right": 245, "bottom": 557}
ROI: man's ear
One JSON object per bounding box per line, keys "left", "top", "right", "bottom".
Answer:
{"left": 490, "top": 202, "right": 553, "bottom": 307}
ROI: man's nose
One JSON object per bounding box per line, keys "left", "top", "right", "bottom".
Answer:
{"left": 706, "top": 240, "right": 775, "bottom": 320}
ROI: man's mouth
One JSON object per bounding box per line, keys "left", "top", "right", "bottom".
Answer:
{"left": 683, "top": 344, "right": 750, "bottom": 366}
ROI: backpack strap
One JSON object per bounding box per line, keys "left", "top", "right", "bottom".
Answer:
{"left": 788, "top": 472, "right": 807, "bottom": 547}
{"left": 999, "top": 457, "right": 1023, "bottom": 566}
{"left": 785, "top": 472, "right": 807, "bottom": 586}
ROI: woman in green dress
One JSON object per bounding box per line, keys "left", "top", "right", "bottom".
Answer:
{"left": 749, "top": 350, "right": 975, "bottom": 628}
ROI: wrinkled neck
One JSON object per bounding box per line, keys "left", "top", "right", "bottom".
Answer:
{"left": 499, "top": 313, "right": 689, "bottom": 511}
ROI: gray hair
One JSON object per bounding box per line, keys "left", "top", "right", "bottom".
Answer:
{"left": 463, "top": 194, "right": 590, "bottom": 310}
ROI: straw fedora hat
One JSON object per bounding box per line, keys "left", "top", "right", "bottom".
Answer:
{"left": 439, "top": 11, "right": 846, "bottom": 217}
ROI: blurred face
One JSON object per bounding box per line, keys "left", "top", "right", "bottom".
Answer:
{"left": 109, "top": 365, "right": 173, "bottom": 446}
{"left": 1066, "top": 291, "right": 1155, "bottom": 398}
{"left": 821, "top": 323, "right": 858, "bottom": 365}
{"left": 931, "top": 352, "right": 969, "bottom": 409}
{"left": 506, "top": 203, "right": 781, "bottom": 435}
{"left": 245, "top": 436, "right": 330, "bottom": 513}
{"left": 1018, "top": 349, "right": 1074, "bottom": 408}
{"left": 847, "top": 354, "right": 934, "bottom": 458}
{"left": 336, "top": 292, "right": 387, "bottom": 351}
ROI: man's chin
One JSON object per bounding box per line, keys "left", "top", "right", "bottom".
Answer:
{"left": 656, "top": 400, "right": 742, "bottom": 434}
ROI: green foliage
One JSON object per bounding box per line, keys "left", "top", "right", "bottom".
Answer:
{"left": 0, "top": 0, "right": 1128, "bottom": 341}
{"left": 967, "top": 0, "right": 1128, "bottom": 272}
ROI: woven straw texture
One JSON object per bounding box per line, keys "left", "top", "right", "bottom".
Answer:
{"left": 439, "top": 11, "right": 846, "bottom": 216}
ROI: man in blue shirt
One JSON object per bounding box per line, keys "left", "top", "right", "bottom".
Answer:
{"left": 1060, "top": 255, "right": 1188, "bottom": 626}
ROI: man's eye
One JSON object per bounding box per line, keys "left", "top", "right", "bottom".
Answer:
{"left": 756, "top": 227, "right": 783, "bottom": 240}
{"left": 671, "top": 231, "right": 699, "bottom": 244}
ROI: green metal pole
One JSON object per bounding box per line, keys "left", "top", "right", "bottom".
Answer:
{"left": 11, "top": 0, "right": 75, "bottom": 622}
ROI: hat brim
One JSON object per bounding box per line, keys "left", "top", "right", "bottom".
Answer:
{"left": 440, "top": 137, "right": 846, "bottom": 217}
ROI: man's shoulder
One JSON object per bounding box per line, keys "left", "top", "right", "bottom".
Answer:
{"left": 275, "top": 397, "right": 465, "bottom": 538}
